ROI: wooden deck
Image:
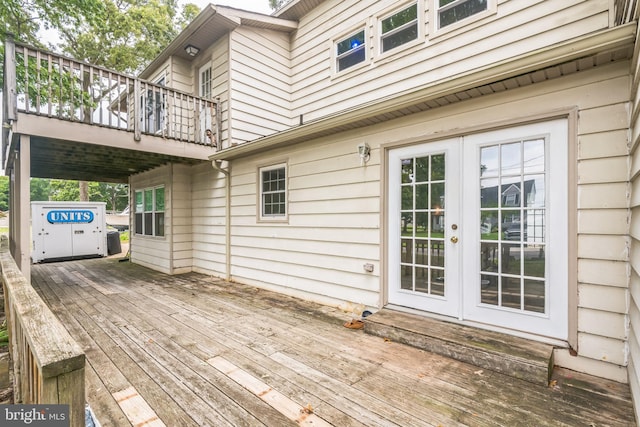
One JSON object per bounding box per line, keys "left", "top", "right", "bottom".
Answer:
{"left": 31, "top": 258, "right": 635, "bottom": 427}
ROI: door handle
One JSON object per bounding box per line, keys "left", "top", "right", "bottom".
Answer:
{"left": 450, "top": 236, "right": 459, "bottom": 243}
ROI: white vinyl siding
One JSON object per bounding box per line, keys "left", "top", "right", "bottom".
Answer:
{"left": 627, "top": 10, "right": 640, "bottom": 418}
{"left": 130, "top": 166, "right": 172, "bottom": 273}
{"left": 290, "top": 0, "right": 609, "bottom": 122}
{"left": 229, "top": 27, "right": 293, "bottom": 145}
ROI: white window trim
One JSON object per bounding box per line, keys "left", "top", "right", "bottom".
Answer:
{"left": 333, "top": 26, "right": 370, "bottom": 76}
{"left": 134, "top": 185, "right": 166, "bottom": 237}
{"left": 258, "top": 163, "right": 288, "bottom": 222}
{"left": 199, "top": 62, "right": 212, "bottom": 99}
{"left": 378, "top": 2, "right": 422, "bottom": 57}
{"left": 429, "top": 0, "right": 496, "bottom": 39}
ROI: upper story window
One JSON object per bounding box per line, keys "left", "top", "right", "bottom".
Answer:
{"left": 336, "top": 29, "right": 366, "bottom": 72}
{"left": 381, "top": 3, "right": 418, "bottom": 53}
{"left": 437, "top": 0, "right": 488, "bottom": 29}
{"left": 135, "top": 186, "right": 165, "bottom": 237}
{"left": 260, "top": 164, "right": 287, "bottom": 220}
{"left": 199, "top": 63, "right": 212, "bottom": 99}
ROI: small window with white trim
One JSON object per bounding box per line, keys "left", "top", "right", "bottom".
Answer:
{"left": 436, "top": 0, "right": 488, "bottom": 29}
{"left": 260, "top": 164, "right": 287, "bottom": 219}
{"left": 135, "top": 186, "right": 165, "bottom": 237}
{"left": 380, "top": 3, "right": 418, "bottom": 53}
{"left": 336, "top": 29, "right": 366, "bottom": 72}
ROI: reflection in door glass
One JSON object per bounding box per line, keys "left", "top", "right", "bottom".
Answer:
{"left": 479, "top": 139, "right": 546, "bottom": 314}
{"left": 399, "top": 154, "right": 446, "bottom": 297}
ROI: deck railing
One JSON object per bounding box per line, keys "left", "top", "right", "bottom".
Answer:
{"left": 2, "top": 36, "right": 219, "bottom": 166}
{"left": 0, "top": 237, "right": 85, "bottom": 427}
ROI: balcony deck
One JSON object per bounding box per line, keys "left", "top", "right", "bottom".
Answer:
{"left": 3, "top": 40, "right": 219, "bottom": 182}
{"left": 30, "top": 258, "right": 635, "bottom": 427}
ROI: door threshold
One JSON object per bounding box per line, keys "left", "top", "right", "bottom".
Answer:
{"left": 366, "top": 306, "right": 560, "bottom": 385}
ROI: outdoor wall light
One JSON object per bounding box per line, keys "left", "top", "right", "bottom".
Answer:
{"left": 358, "top": 142, "right": 370, "bottom": 166}
{"left": 184, "top": 44, "right": 200, "bottom": 57}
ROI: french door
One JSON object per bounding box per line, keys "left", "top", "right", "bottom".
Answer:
{"left": 387, "top": 120, "right": 568, "bottom": 340}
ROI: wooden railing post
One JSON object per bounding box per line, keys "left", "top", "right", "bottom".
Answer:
{"left": 0, "top": 237, "right": 86, "bottom": 427}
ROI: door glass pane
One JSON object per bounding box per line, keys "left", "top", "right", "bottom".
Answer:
{"left": 431, "top": 269, "right": 445, "bottom": 296}
{"left": 480, "top": 178, "right": 499, "bottom": 208}
{"left": 415, "top": 267, "right": 429, "bottom": 293}
{"left": 416, "top": 156, "right": 429, "bottom": 182}
{"left": 415, "top": 184, "right": 429, "bottom": 209}
{"left": 431, "top": 154, "right": 445, "bottom": 180}
{"left": 402, "top": 213, "right": 413, "bottom": 236}
{"left": 524, "top": 279, "right": 545, "bottom": 313}
{"left": 478, "top": 139, "right": 547, "bottom": 313}
{"left": 401, "top": 239, "right": 412, "bottom": 263}
{"left": 402, "top": 186, "right": 413, "bottom": 210}
{"left": 502, "top": 277, "right": 521, "bottom": 309}
{"left": 401, "top": 265, "right": 413, "bottom": 290}
{"left": 398, "top": 153, "right": 446, "bottom": 298}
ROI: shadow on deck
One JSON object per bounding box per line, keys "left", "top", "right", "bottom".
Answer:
{"left": 31, "top": 258, "right": 635, "bottom": 427}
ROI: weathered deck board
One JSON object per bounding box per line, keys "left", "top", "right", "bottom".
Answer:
{"left": 30, "top": 258, "right": 636, "bottom": 427}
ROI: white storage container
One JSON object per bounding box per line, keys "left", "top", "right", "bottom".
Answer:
{"left": 32, "top": 201, "right": 107, "bottom": 263}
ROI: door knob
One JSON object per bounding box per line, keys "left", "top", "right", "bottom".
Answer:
{"left": 450, "top": 236, "right": 459, "bottom": 243}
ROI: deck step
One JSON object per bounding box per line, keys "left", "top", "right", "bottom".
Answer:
{"left": 364, "top": 309, "right": 554, "bottom": 386}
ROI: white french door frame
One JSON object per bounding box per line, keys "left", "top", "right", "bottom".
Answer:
{"left": 385, "top": 119, "right": 569, "bottom": 341}
{"left": 387, "top": 138, "right": 462, "bottom": 317}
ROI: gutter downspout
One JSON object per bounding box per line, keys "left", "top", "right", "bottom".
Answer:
{"left": 211, "top": 160, "right": 231, "bottom": 280}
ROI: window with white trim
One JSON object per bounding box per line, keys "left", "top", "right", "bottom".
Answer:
{"left": 437, "top": 0, "right": 488, "bottom": 29}
{"left": 260, "top": 164, "right": 287, "bottom": 219}
{"left": 380, "top": 3, "right": 418, "bottom": 53}
{"left": 199, "top": 63, "right": 212, "bottom": 99}
{"left": 135, "top": 186, "right": 165, "bottom": 236}
{"left": 336, "top": 29, "right": 366, "bottom": 72}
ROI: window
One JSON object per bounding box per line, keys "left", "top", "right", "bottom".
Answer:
{"left": 336, "top": 29, "right": 366, "bottom": 72}
{"left": 437, "top": 0, "right": 487, "bottom": 29}
{"left": 199, "top": 64, "right": 212, "bottom": 99}
{"left": 381, "top": 3, "right": 418, "bottom": 53}
{"left": 142, "top": 76, "right": 165, "bottom": 134}
{"left": 260, "top": 164, "right": 287, "bottom": 219}
{"left": 135, "top": 186, "right": 165, "bottom": 236}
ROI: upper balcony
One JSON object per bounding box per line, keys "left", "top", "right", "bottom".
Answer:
{"left": 2, "top": 37, "right": 219, "bottom": 183}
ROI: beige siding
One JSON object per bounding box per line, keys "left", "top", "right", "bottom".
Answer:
{"left": 191, "top": 163, "right": 228, "bottom": 275}
{"left": 229, "top": 27, "right": 293, "bottom": 145}
{"left": 628, "top": 17, "right": 640, "bottom": 423}
{"left": 172, "top": 164, "right": 193, "bottom": 273}
{"left": 290, "top": 0, "right": 610, "bottom": 121}
{"left": 130, "top": 165, "right": 172, "bottom": 273}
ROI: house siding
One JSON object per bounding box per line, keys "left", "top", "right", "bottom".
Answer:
{"left": 172, "top": 164, "right": 193, "bottom": 273}
{"left": 289, "top": 0, "right": 610, "bottom": 122}
{"left": 191, "top": 162, "right": 228, "bottom": 275}
{"left": 628, "top": 15, "right": 640, "bottom": 423}
{"left": 155, "top": 60, "right": 629, "bottom": 380}
{"left": 130, "top": 165, "right": 172, "bottom": 273}
{"left": 229, "top": 26, "right": 293, "bottom": 145}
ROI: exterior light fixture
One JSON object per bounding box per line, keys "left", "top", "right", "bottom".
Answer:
{"left": 184, "top": 44, "right": 200, "bottom": 57}
{"left": 358, "top": 142, "right": 370, "bottom": 166}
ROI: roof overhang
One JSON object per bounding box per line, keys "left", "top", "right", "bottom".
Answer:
{"left": 140, "top": 5, "right": 297, "bottom": 80}
{"left": 209, "top": 23, "right": 637, "bottom": 162}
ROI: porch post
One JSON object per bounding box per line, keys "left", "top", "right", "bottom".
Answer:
{"left": 14, "top": 135, "right": 30, "bottom": 282}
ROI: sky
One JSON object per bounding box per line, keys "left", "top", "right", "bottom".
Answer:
{"left": 184, "top": 0, "right": 274, "bottom": 15}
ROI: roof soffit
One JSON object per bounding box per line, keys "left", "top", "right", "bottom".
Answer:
{"left": 140, "top": 5, "right": 297, "bottom": 79}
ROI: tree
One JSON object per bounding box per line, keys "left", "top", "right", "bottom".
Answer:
{"left": 30, "top": 178, "right": 51, "bottom": 201}
{"left": 268, "top": 0, "right": 288, "bottom": 11}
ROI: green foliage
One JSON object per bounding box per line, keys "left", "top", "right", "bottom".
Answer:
{"left": 0, "top": 178, "right": 8, "bottom": 211}
{"left": 268, "top": 0, "right": 288, "bottom": 11}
